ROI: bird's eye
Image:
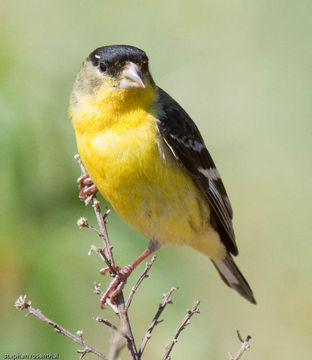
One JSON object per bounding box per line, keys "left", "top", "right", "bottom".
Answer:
{"left": 99, "top": 62, "right": 107, "bottom": 72}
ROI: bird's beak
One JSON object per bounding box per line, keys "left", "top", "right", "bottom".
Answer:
{"left": 120, "top": 62, "right": 145, "bottom": 88}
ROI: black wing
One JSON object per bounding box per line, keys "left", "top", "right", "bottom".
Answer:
{"left": 156, "top": 87, "right": 238, "bottom": 256}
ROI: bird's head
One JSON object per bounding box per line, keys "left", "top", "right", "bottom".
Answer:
{"left": 70, "top": 45, "right": 155, "bottom": 109}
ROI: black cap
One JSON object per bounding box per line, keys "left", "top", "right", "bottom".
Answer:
{"left": 89, "top": 45, "right": 148, "bottom": 67}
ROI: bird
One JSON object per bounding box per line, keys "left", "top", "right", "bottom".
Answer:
{"left": 69, "top": 45, "right": 256, "bottom": 305}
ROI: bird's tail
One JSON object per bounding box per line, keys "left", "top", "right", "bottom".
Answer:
{"left": 212, "top": 254, "right": 256, "bottom": 304}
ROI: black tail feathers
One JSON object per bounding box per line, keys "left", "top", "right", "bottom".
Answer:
{"left": 212, "top": 254, "right": 256, "bottom": 304}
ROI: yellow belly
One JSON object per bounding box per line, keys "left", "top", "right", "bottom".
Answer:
{"left": 72, "top": 95, "right": 225, "bottom": 260}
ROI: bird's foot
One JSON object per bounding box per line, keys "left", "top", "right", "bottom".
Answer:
{"left": 98, "top": 248, "right": 153, "bottom": 308}
{"left": 77, "top": 174, "right": 98, "bottom": 202}
{"left": 99, "top": 264, "right": 134, "bottom": 308}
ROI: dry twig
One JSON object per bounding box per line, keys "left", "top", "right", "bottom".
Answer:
{"left": 228, "top": 331, "right": 252, "bottom": 360}
{"left": 95, "top": 317, "right": 121, "bottom": 333}
{"left": 138, "top": 287, "right": 178, "bottom": 358}
{"left": 108, "top": 330, "right": 122, "bottom": 360}
{"left": 126, "top": 255, "right": 157, "bottom": 311}
{"left": 14, "top": 295, "right": 107, "bottom": 360}
{"left": 162, "top": 300, "right": 200, "bottom": 360}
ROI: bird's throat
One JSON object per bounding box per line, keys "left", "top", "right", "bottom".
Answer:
{"left": 70, "top": 85, "right": 157, "bottom": 133}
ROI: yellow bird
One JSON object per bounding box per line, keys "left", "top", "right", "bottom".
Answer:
{"left": 70, "top": 45, "right": 256, "bottom": 304}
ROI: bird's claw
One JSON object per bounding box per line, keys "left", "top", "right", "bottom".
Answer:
{"left": 77, "top": 174, "right": 98, "bottom": 202}
{"left": 99, "top": 264, "right": 134, "bottom": 308}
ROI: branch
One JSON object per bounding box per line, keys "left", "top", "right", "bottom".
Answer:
{"left": 162, "top": 300, "right": 200, "bottom": 360}
{"left": 228, "top": 331, "right": 252, "bottom": 360}
{"left": 108, "top": 330, "right": 122, "bottom": 360}
{"left": 138, "top": 287, "right": 177, "bottom": 358}
{"left": 75, "top": 154, "right": 114, "bottom": 265}
{"left": 14, "top": 295, "right": 107, "bottom": 360}
{"left": 95, "top": 317, "right": 121, "bottom": 333}
{"left": 125, "top": 255, "right": 157, "bottom": 311}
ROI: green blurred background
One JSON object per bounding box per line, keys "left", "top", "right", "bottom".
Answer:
{"left": 1, "top": 1, "right": 311, "bottom": 359}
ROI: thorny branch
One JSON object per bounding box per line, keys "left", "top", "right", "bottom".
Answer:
{"left": 14, "top": 154, "right": 253, "bottom": 360}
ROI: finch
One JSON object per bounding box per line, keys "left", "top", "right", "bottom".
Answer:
{"left": 70, "top": 45, "right": 256, "bottom": 304}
